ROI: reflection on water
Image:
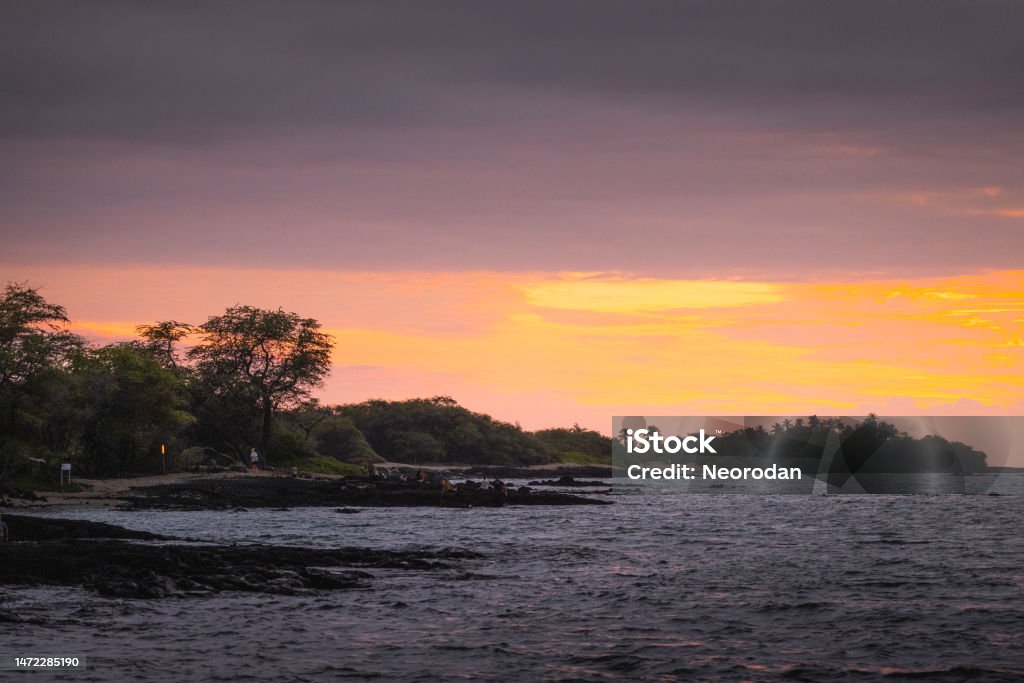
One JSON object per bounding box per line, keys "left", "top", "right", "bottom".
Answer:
{"left": 5, "top": 479, "right": 1024, "bottom": 681}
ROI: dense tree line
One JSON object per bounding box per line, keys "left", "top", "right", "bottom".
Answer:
{"left": 0, "top": 283, "right": 610, "bottom": 483}
{"left": 274, "top": 398, "right": 610, "bottom": 467}
{"left": 334, "top": 398, "right": 609, "bottom": 466}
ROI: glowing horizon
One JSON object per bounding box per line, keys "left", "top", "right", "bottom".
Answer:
{"left": 6, "top": 265, "right": 1021, "bottom": 435}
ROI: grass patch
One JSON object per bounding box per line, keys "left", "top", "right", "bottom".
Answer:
{"left": 274, "top": 454, "right": 366, "bottom": 476}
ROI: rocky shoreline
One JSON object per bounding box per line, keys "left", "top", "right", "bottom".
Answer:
{"left": 527, "top": 476, "right": 610, "bottom": 487}
{"left": 3, "top": 513, "right": 170, "bottom": 541}
{"left": 0, "top": 474, "right": 610, "bottom": 600}
{"left": 0, "top": 514, "right": 477, "bottom": 599}
{"left": 118, "top": 475, "right": 612, "bottom": 510}
{"left": 464, "top": 465, "right": 611, "bottom": 479}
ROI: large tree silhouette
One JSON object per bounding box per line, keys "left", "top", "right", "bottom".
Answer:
{"left": 190, "top": 306, "right": 334, "bottom": 462}
{"left": 141, "top": 306, "right": 334, "bottom": 462}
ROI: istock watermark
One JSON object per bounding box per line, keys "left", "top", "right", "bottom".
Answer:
{"left": 611, "top": 415, "right": 1023, "bottom": 495}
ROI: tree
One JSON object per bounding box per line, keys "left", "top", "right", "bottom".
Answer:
{"left": 136, "top": 320, "right": 193, "bottom": 370}
{"left": 0, "top": 283, "right": 83, "bottom": 481}
{"left": 73, "top": 344, "right": 192, "bottom": 475}
{"left": 187, "top": 306, "right": 334, "bottom": 462}
{"left": 0, "top": 283, "right": 81, "bottom": 389}
{"left": 282, "top": 399, "right": 332, "bottom": 444}
{"left": 138, "top": 320, "right": 256, "bottom": 460}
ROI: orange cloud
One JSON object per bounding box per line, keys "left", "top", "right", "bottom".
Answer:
{"left": 989, "top": 208, "right": 1024, "bottom": 218}
{"left": 70, "top": 320, "right": 144, "bottom": 340}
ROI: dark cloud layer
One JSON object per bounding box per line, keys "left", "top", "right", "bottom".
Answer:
{"left": 2, "top": 1, "right": 1023, "bottom": 274}
{"left": 4, "top": 1, "right": 1023, "bottom": 142}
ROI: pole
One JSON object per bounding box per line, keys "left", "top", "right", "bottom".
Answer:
{"left": 161, "top": 444, "right": 166, "bottom": 474}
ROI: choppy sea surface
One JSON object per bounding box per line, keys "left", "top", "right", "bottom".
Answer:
{"left": 5, "top": 474, "right": 1024, "bottom": 681}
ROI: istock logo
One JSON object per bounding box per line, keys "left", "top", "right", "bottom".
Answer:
{"left": 625, "top": 428, "right": 717, "bottom": 454}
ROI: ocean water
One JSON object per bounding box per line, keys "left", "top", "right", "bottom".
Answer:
{"left": 4, "top": 476, "right": 1024, "bottom": 681}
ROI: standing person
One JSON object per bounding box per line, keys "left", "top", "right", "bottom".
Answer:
{"left": 250, "top": 448, "right": 260, "bottom": 472}
{"left": 0, "top": 513, "right": 8, "bottom": 542}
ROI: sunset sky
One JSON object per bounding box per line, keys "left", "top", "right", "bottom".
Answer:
{"left": 3, "top": 2, "right": 1023, "bottom": 436}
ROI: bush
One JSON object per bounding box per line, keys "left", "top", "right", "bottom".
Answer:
{"left": 534, "top": 426, "right": 611, "bottom": 464}
{"left": 310, "top": 415, "right": 382, "bottom": 464}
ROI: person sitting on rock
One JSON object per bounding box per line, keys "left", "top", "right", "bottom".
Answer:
{"left": 441, "top": 477, "right": 454, "bottom": 494}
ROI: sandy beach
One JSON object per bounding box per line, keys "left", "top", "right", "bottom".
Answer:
{"left": 2, "top": 470, "right": 291, "bottom": 509}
